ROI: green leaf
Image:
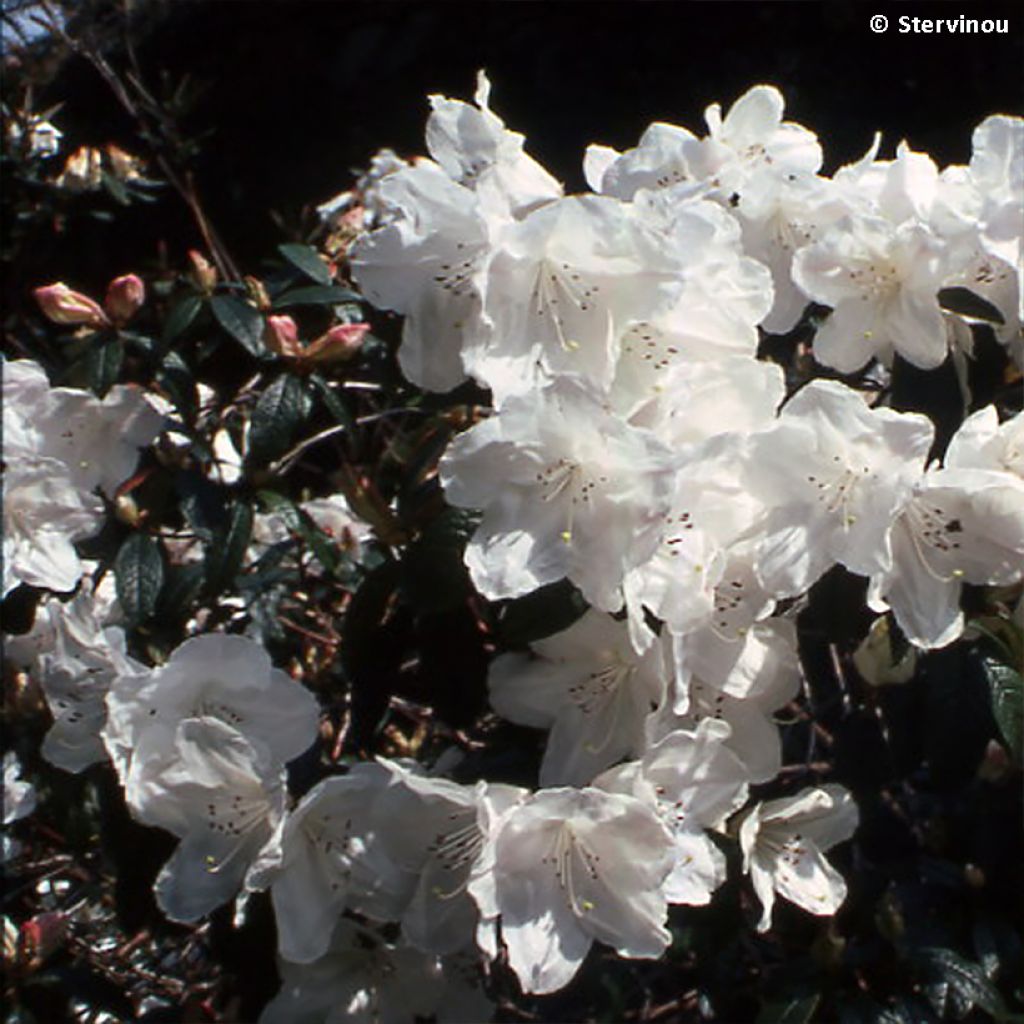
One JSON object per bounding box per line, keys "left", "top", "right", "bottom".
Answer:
{"left": 249, "top": 373, "right": 310, "bottom": 465}
{"left": 156, "top": 562, "right": 204, "bottom": 621}
{"left": 938, "top": 286, "right": 1006, "bottom": 325}
{"left": 203, "top": 501, "right": 253, "bottom": 594}
{"left": 87, "top": 334, "right": 124, "bottom": 397}
{"left": 913, "top": 947, "right": 1009, "bottom": 1021}
{"left": 756, "top": 994, "right": 820, "bottom": 1024}
{"left": 157, "top": 351, "right": 197, "bottom": 423}
{"left": 210, "top": 293, "right": 266, "bottom": 357}
{"left": 162, "top": 293, "right": 204, "bottom": 344}
{"left": 401, "top": 507, "right": 479, "bottom": 612}
{"left": 497, "top": 578, "right": 589, "bottom": 646}
{"left": 278, "top": 243, "right": 332, "bottom": 285}
{"left": 114, "top": 532, "right": 164, "bottom": 626}
{"left": 983, "top": 656, "right": 1023, "bottom": 760}
{"left": 272, "top": 285, "right": 361, "bottom": 308}
{"left": 308, "top": 372, "right": 354, "bottom": 432}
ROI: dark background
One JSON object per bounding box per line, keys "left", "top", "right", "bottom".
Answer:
{"left": 11, "top": 0, "right": 1024, "bottom": 292}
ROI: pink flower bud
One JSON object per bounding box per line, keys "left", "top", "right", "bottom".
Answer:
{"left": 187, "top": 250, "right": 218, "bottom": 292}
{"left": 303, "top": 322, "right": 370, "bottom": 363}
{"left": 104, "top": 274, "right": 145, "bottom": 324}
{"left": 33, "top": 283, "right": 110, "bottom": 328}
{"left": 264, "top": 314, "right": 302, "bottom": 358}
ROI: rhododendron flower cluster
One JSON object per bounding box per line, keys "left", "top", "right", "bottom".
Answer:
{"left": 3, "top": 74, "right": 1022, "bottom": 1018}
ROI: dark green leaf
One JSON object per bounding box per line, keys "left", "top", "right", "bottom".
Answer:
{"left": 203, "top": 500, "right": 253, "bottom": 594}
{"left": 756, "top": 994, "right": 820, "bottom": 1024}
{"left": 913, "top": 947, "right": 1009, "bottom": 1020}
{"left": 249, "top": 373, "right": 310, "bottom": 465}
{"left": 210, "top": 293, "right": 265, "bottom": 357}
{"left": 401, "top": 507, "right": 480, "bottom": 613}
{"left": 87, "top": 334, "right": 124, "bottom": 397}
{"left": 497, "top": 578, "right": 588, "bottom": 646}
{"left": 938, "top": 286, "right": 1006, "bottom": 325}
{"left": 983, "top": 656, "right": 1023, "bottom": 760}
{"left": 115, "top": 532, "right": 164, "bottom": 625}
{"left": 162, "top": 293, "right": 204, "bottom": 344}
{"left": 101, "top": 169, "right": 131, "bottom": 206}
{"left": 308, "top": 373, "right": 354, "bottom": 432}
{"left": 156, "top": 562, "right": 204, "bottom": 621}
{"left": 157, "top": 351, "right": 197, "bottom": 423}
{"left": 272, "top": 285, "right": 361, "bottom": 308}
{"left": 278, "top": 243, "right": 332, "bottom": 285}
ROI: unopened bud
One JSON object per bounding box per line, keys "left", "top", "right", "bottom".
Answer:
{"left": 264, "top": 315, "right": 302, "bottom": 358}
{"left": 303, "top": 322, "right": 370, "bottom": 363}
{"left": 187, "top": 250, "right": 218, "bottom": 293}
{"left": 245, "top": 275, "right": 272, "bottom": 312}
{"left": 104, "top": 274, "right": 145, "bottom": 324}
{"left": 33, "top": 283, "right": 110, "bottom": 328}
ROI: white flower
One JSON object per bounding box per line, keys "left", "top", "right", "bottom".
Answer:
{"left": 749, "top": 379, "right": 934, "bottom": 598}
{"left": 488, "top": 610, "right": 672, "bottom": 786}
{"left": 440, "top": 375, "right": 677, "bottom": 612}
{"left": 739, "top": 784, "right": 858, "bottom": 932}
{"left": 426, "top": 70, "right": 562, "bottom": 219}
{"left": 704, "top": 85, "right": 823, "bottom": 183}
{"left": 255, "top": 764, "right": 410, "bottom": 965}
{"left": 867, "top": 466, "right": 1024, "bottom": 649}
{"left": 351, "top": 160, "right": 494, "bottom": 392}
{"left": 476, "top": 194, "right": 687, "bottom": 400}
{"left": 3, "top": 752, "right": 37, "bottom": 826}
{"left": 369, "top": 764, "right": 527, "bottom": 956}
{"left": 595, "top": 719, "right": 750, "bottom": 907}
{"left": 793, "top": 214, "right": 951, "bottom": 372}
{"left": 6, "top": 576, "right": 138, "bottom": 772}
{"left": 142, "top": 717, "right": 287, "bottom": 923}
{"left": 945, "top": 406, "right": 1023, "bottom": 479}
{"left": 2, "top": 456, "right": 104, "bottom": 597}
{"left": 103, "top": 633, "right": 319, "bottom": 814}
{"left": 38, "top": 383, "right": 164, "bottom": 496}
{"left": 260, "top": 920, "right": 446, "bottom": 1024}
{"left": 472, "top": 787, "right": 674, "bottom": 995}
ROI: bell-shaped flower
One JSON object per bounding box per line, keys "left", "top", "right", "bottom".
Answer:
{"left": 3, "top": 456, "right": 104, "bottom": 597}
{"left": 38, "top": 383, "right": 164, "bottom": 497}
{"left": 6, "top": 576, "right": 138, "bottom": 772}
{"left": 475, "top": 194, "right": 687, "bottom": 400}
{"left": 141, "top": 717, "right": 287, "bottom": 923}
{"left": 748, "top": 379, "right": 934, "bottom": 598}
{"left": 945, "top": 406, "right": 1023, "bottom": 479}
{"left": 350, "top": 160, "right": 494, "bottom": 392}
{"left": 426, "top": 70, "right": 562, "bottom": 219}
{"left": 260, "top": 920, "right": 446, "bottom": 1024}
{"left": 252, "top": 764, "right": 411, "bottom": 965}
{"left": 867, "top": 466, "right": 1024, "bottom": 649}
{"left": 792, "top": 214, "right": 951, "bottom": 372}
{"left": 739, "top": 784, "right": 858, "bottom": 932}
{"left": 704, "top": 85, "right": 823, "bottom": 183}
{"left": 650, "top": 671, "right": 789, "bottom": 786}
{"left": 595, "top": 719, "right": 750, "bottom": 907}
{"left": 583, "top": 121, "right": 726, "bottom": 201}
{"left": 471, "top": 786, "right": 675, "bottom": 995}
{"left": 104, "top": 633, "right": 319, "bottom": 816}
{"left": 488, "top": 609, "right": 672, "bottom": 786}
{"left": 369, "top": 763, "right": 527, "bottom": 956}
{"left": 440, "top": 375, "right": 677, "bottom": 612}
